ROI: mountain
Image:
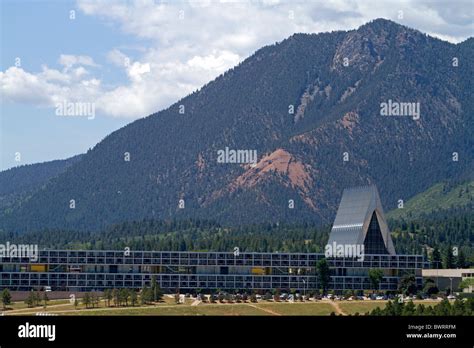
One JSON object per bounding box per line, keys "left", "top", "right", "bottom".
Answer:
{"left": 1, "top": 19, "right": 473, "bottom": 233}
{"left": 0, "top": 155, "right": 83, "bottom": 210}
{"left": 387, "top": 180, "right": 474, "bottom": 220}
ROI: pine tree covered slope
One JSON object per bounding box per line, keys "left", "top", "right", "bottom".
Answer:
{"left": 0, "top": 155, "right": 83, "bottom": 210}
{"left": 1, "top": 19, "right": 473, "bottom": 232}
{"left": 387, "top": 180, "right": 474, "bottom": 220}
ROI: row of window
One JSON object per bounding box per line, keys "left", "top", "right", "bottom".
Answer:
{"left": 0, "top": 273, "right": 411, "bottom": 283}
{"left": 1, "top": 260, "right": 425, "bottom": 269}
{"left": 1, "top": 251, "right": 423, "bottom": 262}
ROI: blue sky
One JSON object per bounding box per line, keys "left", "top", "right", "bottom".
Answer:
{"left": 1, "top": 0, "right": 473, "bottom": 171}
{"left": 1, "top": 0, "right": 133, "bottom": 170}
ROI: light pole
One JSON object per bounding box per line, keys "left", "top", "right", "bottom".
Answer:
{"left": 449, "top": 277, "right": 453, "bottom": 296}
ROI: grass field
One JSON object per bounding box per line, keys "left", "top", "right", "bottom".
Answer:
{"left": 1, "top": 299, "right": 443, "bottom": 316}
{"left": 60, "top": 304, "right": 269, "bottom": 316}
{"left": 338, "top": 301, "right": 388, "bottom": 315}
{"left": 3, "top": 299, "right": 72, "bottom": 311}
{"left": 255, "top": 302, "right": 334, "bottom": 315}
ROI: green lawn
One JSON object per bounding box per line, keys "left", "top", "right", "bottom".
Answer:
{"left": 60, "top": 303, "right": 269, "bottom": 316}
{"left": 255, "top": 302, "right": 334, "bottom": 315}
{"left": 4, "top": 298, "right": 184, "bottom": 315}
{"left": 3, "top": 299, "right": 443, "bottom": 316}
{"left": 338, "top": 301, "right": 387, "bottom": 315}
{"left": 2, "top": 299, "right": 71, "bottom": 311}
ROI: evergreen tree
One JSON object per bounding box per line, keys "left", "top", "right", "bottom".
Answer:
{"left": 112, "top": 289, "right": 119, "bottom": 307}
{"left": 1, "top": 289, "right": 12, "bottom": 310}
{"left": 422, "top": 279, "right": 439, "bottom": 296}
{"left": 34, "top": 291, "right": 41, "bottom": 306}
{"left": 104, "top": 289, "right": 112, "bottom": 307}
{"left": 431, "top": 246, "right": 442, "bottom": 269}
{"left": 457, "top": 249, "right": 466, "bottom": 268}
{"left": 140, "top": 286, "right": 153, "bottom": 305}
{"left": 130, "top": 290, "right": 138, "bottom": 306}
{"left": 83, "top": 293, "right": 91, "bottom": 309}
{"left": 398, "top": 274, "right": 418, "bottom": 295}
{"left": 316, "top": 258, "right": 331, "bottom": 295}
{"left": 415, "top": 304, "right": 425, "bottom": 315}
{"left": 24, "top": 291, "right": 35, "bottom": 308}
{"left": 402, "top": 300, "right": 416, "bottom": 315}
{"left": 368, "top": 269, "right": 384, "bottom": 293}
{"left": 119, "top": 289, "right": 129, "bottom": 306}
{"left": 444, "top": 245, "right": 454, "bottom": 269}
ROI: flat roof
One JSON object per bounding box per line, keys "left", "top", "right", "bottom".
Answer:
{"left": 422, "top": 269, "right": 474, "bottom": 277}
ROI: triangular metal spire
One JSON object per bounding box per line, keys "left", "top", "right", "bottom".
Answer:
{"left": 328, "top": 185, "right": 396, "bottom": 255}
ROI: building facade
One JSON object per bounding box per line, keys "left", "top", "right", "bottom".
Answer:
{"left": 0, "top": 185, "right": 426, "bottom": 293}
{"left": 422, "top": 269, "right": 474, "bottom": 292}
{"left": 0, "top": 250, "right": 424, "bottom": 292}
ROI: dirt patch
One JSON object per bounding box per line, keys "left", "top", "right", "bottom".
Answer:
{"left": 338, "top": 111, "right": 359, "bottom": 135}
{"left": 233, "top": 149, "right": 313, "bottom": 194}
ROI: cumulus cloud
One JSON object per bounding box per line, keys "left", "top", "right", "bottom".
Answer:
{"left": 59, "top": 54, "right": 98, "bottom": 70}
{"left": 1, "top": 67, "right": 57, "bottom": 106}
{"left": 127, "top": 61, "right": 151, "bottom": 81}
{"left": 94, "top": 47, "right": 240, "bottom": 117}
{"left": 0, "top": 64, "right": 101, "bottom": 107}
{"left": 1, "top": 0, "right": 472, "bottom": 118}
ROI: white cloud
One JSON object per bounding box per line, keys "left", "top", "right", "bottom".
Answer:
{"left": 1, "top": 67, "right": 57, "bottom": 106}
{"left": 0, "top": 65, "right": 100, "bottom": 107}
{"left": 93, "top": 48, "right": 240, "bottom": 117}
{"left": 58, "top": 54, "right": 98, "bottom": 70}
{"left": 107, "top": 49, "right": 129, "bottom": 67}
{"left": 187, "top": 50, "right": 240, "bottom": 71}
{"left": 39, "top": 65, "right": 71, "bottom": 83}
{"left": 1, "top": 0, "right": 472, "bottom": 119}
{"left": 127, "top": 61, "right": 151, "bottom": 81}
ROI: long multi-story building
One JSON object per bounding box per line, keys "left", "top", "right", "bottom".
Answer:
{"left": 0, "top": 250, "right": 424, "bottom": 292}
{"left": 0, "top": 186, "right": 425, "bottom": 293}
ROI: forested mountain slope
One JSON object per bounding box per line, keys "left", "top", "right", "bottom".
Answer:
{"left": 1, "top": 19, "right": 472, "bottom": 232}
